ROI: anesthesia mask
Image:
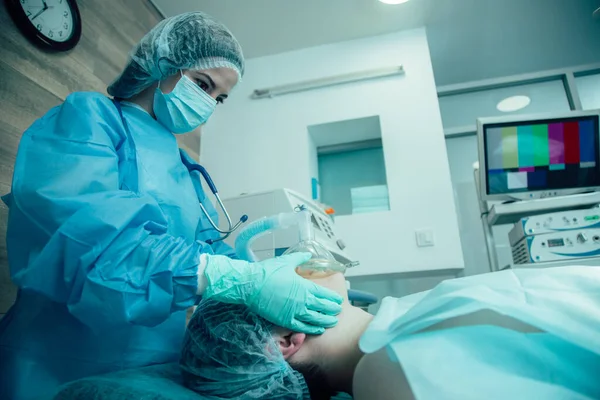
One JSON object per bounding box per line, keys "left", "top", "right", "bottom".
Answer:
{"left": 234, "top": 209, "right": 354, "bottom": 277}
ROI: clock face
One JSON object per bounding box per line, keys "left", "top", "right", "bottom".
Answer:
{"left": 19, "top": 0, "right": 75, "bottom": 43}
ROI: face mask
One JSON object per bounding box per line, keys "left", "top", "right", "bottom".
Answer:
{"left": 153, "top": 72, "right": 217, "bottom": 134}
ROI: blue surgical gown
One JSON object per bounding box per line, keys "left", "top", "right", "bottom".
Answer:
{"left": 0, "top": 92, "right": 236, "bottom": 400}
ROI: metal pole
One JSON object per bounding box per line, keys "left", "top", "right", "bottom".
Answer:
{"left": 474, "top": 164, "right": 499, "bottom": 272}
{"left": 563, "top": 72, "right": 583, "bottom": 111}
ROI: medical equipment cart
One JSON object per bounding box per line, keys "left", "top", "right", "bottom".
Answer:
{"left": 473, "top": 164, "right": 600, "bottom": 271}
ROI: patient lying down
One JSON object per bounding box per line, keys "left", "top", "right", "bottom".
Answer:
{"left": 180, "top": 272, "right": 373, "bottom": 399}
{"left": 181, "top": 267, "right": 600, "bottom": 399}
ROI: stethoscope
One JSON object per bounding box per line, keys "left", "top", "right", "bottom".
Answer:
{"left": 112, "top": 99, "right": 248, "bottom": 244}
{"left": 179, "top": 155, "right": 248, "bottom": 243}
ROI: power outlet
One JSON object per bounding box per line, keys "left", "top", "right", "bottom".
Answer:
{"left": 416, "top": 229, "right": 435, "bottom": 247}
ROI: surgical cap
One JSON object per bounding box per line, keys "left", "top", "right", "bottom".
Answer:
{"left": 108, "top": 12, "right": 245, "bottom": 99}
{"left": 180, "top": 299, "right": 310, "bottom": 399}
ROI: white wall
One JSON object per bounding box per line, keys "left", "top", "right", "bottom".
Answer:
{"left": 202, "top": 28, "right": 464, "bottom": 278}
{"left": 308, "top": 116, "right": 382, "bottom": 147}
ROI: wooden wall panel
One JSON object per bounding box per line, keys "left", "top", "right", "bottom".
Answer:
{"left": 0, "top": 0, "right": 172, "bottom": 315}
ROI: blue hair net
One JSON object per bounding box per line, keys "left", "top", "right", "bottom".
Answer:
{"left": 180, "top": 299, "right": 310, "bottom": 399}
{"left": 108, "top": 12, "right": 245, "bottom": 99}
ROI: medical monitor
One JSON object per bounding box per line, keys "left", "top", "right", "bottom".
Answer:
{"left": 477, "top": 110, "right": 600, "bottom": 201}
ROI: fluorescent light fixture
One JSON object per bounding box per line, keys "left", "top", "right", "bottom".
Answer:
{"left": 379, "top": 0, "right": 411, "bottom": 4}
{"left": 251, "top": 65, "right": 404, "bottom": 99}
{"left": 594, "top": 7, "right": 600, "bottom": 19}
{"left": 496, "top": 95, "right": 531, "bottom": 112}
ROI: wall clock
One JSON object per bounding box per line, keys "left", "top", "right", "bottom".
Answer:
{"left": 5, "top": 0, "right": 82, "bottom": 51}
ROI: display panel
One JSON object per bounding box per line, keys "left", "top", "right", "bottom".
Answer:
{"left": 483, "top": 115, "right": 600, "bottom": 196}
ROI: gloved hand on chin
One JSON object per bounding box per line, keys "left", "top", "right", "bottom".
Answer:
{"left": 197, "top": 252, "right": 343, "bottom": 334}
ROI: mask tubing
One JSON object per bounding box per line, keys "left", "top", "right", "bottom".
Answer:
{"left": 234, "top": 211, "right": 310, "bottom": 262}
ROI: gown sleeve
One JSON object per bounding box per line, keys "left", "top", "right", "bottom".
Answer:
{"left": 5, "top": 92, "right": 204, "bottom": 329}
{"left": 211, "top": 240, "right": 237, "bottom": 259}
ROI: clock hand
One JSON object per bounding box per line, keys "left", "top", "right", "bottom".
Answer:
{"left": 31, "top": 5, "right": 54, "bottom": 21}
{"left": 41, "top": 0, "right": 48, "bottom": 8}
{"left": 30, "top": 7, "right": 47, "bottom": 21}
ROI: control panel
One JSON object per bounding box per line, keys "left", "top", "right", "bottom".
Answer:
{"left": 509, "top": 207, "right": 600, "bottom": 246}
{"left": 512, "top": 228, "right": 600, "bottom": 264}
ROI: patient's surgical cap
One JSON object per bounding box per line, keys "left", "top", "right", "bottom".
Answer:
{"left": 107, "top": 12, "right": 245, "bottom": 99}
{"left": 180, "top": 299, "right": 309, "bottom": 399}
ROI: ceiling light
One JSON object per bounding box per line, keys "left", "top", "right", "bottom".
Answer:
{"left": 379, "top": 0, "right": 411, "bottom": 4}
{"left": 496, "top": 95, "right": 531, "bottom": 112}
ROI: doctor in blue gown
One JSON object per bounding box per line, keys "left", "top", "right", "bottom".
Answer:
{"left": 0, "top": 12, "right": 343, "bottom": 400}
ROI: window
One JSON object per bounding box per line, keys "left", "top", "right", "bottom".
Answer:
{"left": 309, "top": 116, "right": 389, "bottom": 216}
{"left": 351, "top": 185, "right": 390, "bottom": 214}
{"left": 317, "top": 146, "right": 389, "bottom": 216}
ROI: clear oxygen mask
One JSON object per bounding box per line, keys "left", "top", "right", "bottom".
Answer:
{"left": 234, "top": 208, "right": 354, "bottom": 277}
{"left": 283, "top": 238, "right": 346, "bottom": 279}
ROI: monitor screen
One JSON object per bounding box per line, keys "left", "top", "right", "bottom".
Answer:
{"left": 482, "top": 115, "right": 600, "bottom": 197}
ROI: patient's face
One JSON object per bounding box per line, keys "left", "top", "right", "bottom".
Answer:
{"left": 180, "top": 271, "right": 360, "bottom": 398}
{"left": 272, "top": 272, "right": 350, "bottom": 366}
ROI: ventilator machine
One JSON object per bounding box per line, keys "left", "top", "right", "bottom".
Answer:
{"left": 219, "top": 188, "right": 378, "bottom": 308}
{"left": 220, "top": 189, "right": 359, "bottom": 268}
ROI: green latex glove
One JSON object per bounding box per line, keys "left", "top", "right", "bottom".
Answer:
{"left": 202, "top": 252, "right": 343, "bottom": 334}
